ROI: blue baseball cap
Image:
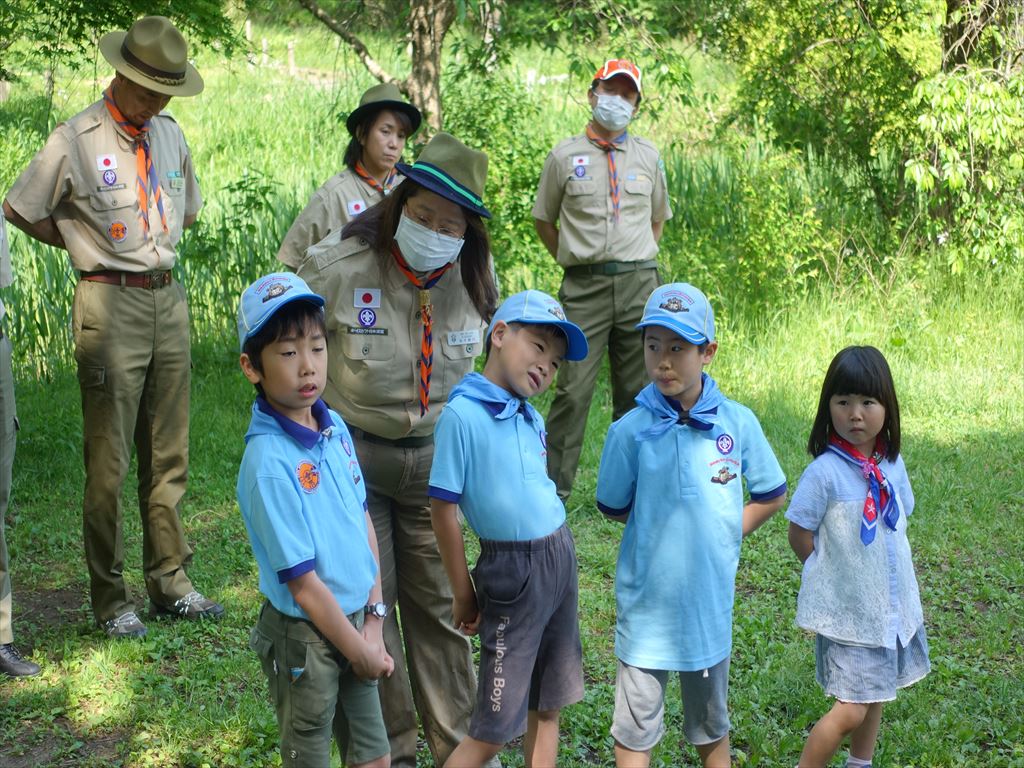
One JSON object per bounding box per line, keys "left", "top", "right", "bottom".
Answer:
{"left": 237, "top": 272, "right": 325, "bottom": 351}
{"left": 487, "top": 290, "right": 589, "bottom": 361}
{"left": 636, "top": 283, "right": 716, "bottom": 344}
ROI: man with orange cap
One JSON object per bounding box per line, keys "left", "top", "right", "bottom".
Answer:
{"left": 533, "top": 58, "right": 673, "bottom": 502}
{"left": 3, "top": 16, "right": 221, "bottom": 638}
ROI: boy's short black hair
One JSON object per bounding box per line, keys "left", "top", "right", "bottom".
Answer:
{"left": 640, "top": 325, "right": 709, "bottom": 353}
{"left": 483, "top": 321, "right": 568, "bottom": 362}
{"left": 242, "top": 300, "right": 327, "bottom": 392}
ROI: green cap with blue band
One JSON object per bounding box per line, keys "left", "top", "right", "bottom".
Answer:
{"left": 396, "top": 132, "right": 491, "bottom": 219}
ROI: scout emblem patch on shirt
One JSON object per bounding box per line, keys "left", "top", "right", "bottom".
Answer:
{"left": 354, "top": 289, "right": 381, "bottom": 309}
{"left": 108, "top": 220, "right": 128, "bottom": 242}
{"left": 348, "top": 459, "right": 362, "bottom": 486}
{"left": 358, "top": 308, "right": 377, "bottom": 328}
{"left": 96, "top": 154, "right": 117, "bottom": 171}
{"left": 716, "top": 434, "right": 734, "bottom": 455}
{"left": 102, "top": 170, "right": 117, "bottom": 186}
{"left": 297, "top": 461, "right": 320, "bottom": 493}
{"left": 347, "top": 199, "right": 368, "bottom": 216}
{"left": 710, "top": 466, "right": 737, "bottom": 485}
{"left": 341, "top": 436, "right": 352, "bottom": 456}
{"left": 574, "top": 166, "right": 587, "bottom": 178}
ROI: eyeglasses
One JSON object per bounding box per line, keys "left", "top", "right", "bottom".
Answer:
{"left": 403, "top": 203, "right": 466, "bottom": 240}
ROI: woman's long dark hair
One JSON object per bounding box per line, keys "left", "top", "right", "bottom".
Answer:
{"left": 343, "top": 108, "right": 415, "bottom": 172}
{"left": 807, "top": 345, "right": 901, "bottom": 459}
{"left": 341, "top": 181, "right": 498, "bottom": 322}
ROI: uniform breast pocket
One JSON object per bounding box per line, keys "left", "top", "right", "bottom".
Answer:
{"left": 623, "top": 178, "right": 653, "bottom": 196}
{"left": 339, "top": 329, "right": 397, "bottom": 363}
{"left": 440, "top": 334, "right": 479, "bottom": 392}
{"left": 565, "top": 179, "right": 596, "bottom": 196}
{"left": 89, "top": 191, "right": 141, "bottom": 251}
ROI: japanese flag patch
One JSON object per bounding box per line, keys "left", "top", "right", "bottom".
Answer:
{"left": 572, "top": 155, "right": 590, "bottom": 167}
{"left": 346, "top": 199, "right": 368, "bottom": 216}
{"left": 354, "top": 289, "right": 381, "bottom": 308}
{"left": 96, "top": 154, "right": 118, "bottom": 171}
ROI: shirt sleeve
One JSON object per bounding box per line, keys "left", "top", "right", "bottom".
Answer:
{"left": 785, "top": 460, "right": 830, "bottom": 531}
{"left": 427, "top": 406, "right": 469, "bottom": 503}
{"left": 596, "top": 422, "right": 638, "bottom": 515}
{"left": 531, "top": 150, "right": 564, "bottom": 223}
{"left": 651, "top": 153, "right": 672, "bottom": 223}
{"left": 5, "top": 126, "right": 74, "bottom": 223}
{"left": 247, "top": 474, "right": 316, "bottom": 578}
{"left": 181, "top": 134, "right": 202, "bottom": 219}
{"left": 278, "top": 186, "right": 331, "bottom": 269}
{"left": 894, "top": 454, "right": 915, "bottom": 517}
{"left": 739, "top": 412, "right": 787, "bottom": 500}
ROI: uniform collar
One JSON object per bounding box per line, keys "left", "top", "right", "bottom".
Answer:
{"left": 256, "top": 396, "right": 334, "bottom": 450}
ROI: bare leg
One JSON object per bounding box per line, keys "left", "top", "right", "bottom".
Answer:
{"left": 614, "top": 741, "right": 651, "bottom": 768}
{"left": 524, "top": 709, "right": 560, "bottom": 768}
{"left": 696, "top": 734, "right": 731, "bottom": 768}
{"left": 444, "top": 737, "right": 503, "bottom": 768}
{"left": 849, "top": 702, "right": 883, "bottom": 763}
{"left": 800, "top": 701, "right": 869, "bottom": 767}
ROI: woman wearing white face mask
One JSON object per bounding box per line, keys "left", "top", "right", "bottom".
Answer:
{"left": 296, "top": 132, "right": 498, "bottom": 768}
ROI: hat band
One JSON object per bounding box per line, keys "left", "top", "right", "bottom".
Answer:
{"left": 412, "top": 162, "right": 483, "bottom": 208}
{"left": 121, "top": 42, "right": 187, "bottom": 85}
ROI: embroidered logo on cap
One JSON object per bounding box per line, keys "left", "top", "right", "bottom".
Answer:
{"left": 263, "top": 283, "right": 291, "bottom": 302}
{"left": 547, "top": 306, "right": 566, "bottom": 321}
{"left": 659, "top": 296, "right": 687, "bottom": 313}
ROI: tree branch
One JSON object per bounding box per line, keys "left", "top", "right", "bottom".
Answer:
{"left": 296, "top": 0, "right": 399, "bottom": 86}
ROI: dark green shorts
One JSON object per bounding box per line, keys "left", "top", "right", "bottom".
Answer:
{"left": 249, "top": 601, "right": 388, "bottom": 767}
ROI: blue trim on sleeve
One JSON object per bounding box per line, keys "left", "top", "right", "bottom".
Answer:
{"left": 277, "top": 558, "right": 316, "bottom": 584}
{"left": 427, "top": 485, "right": 462, "bottom": 503}
{"left": 750, "top": 482, "right": 787, "bottom": 502}
{"left": 598, "top": 499, "right": 631, "bottom": 517}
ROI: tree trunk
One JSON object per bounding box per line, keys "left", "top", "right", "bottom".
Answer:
{"left": 404, "top": 0, "right": 456, "bottom": 137}
{"left": 943, "top": 0, "right": 999, "bottom": 71}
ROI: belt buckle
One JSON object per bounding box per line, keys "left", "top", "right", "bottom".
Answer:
{"left": 604, "top": 262, "right": 623, "bottom": 275}
{"left": 142, "top": 272, "right": 169, "bottom": 289}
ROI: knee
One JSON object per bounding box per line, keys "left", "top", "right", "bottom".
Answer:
{"left": 831, "top": 701, "right": 870, "bottom": 733}
{"left": 533, "top": 708, "right": 560, "bottom": 724}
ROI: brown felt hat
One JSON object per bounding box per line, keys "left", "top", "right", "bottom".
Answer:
{"left": 99, "top": 16, "right": 204, "bottom": 97}
{"left": 346, "top": 83, "right": 422, "bottom": 136}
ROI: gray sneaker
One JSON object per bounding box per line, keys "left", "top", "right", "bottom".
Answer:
{"left": 152, "top": 591, "right": 224, "bottom": 620}
{"left": 104, "top": 611, "right": 147, "bottom": 639}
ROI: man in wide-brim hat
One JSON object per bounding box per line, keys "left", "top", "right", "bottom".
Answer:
{"left": 3, "top": 15, "right": 222, "bottom": 640}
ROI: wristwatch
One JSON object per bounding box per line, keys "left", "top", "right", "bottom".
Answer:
{"left": 364, "top": 602, "right": 388, "bottom": 619}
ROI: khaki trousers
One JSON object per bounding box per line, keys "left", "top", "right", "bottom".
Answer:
{"left": 545, "top": 267, "right": 659, "bottom": 499}
{"left": 73, "top": 279, "right": 194, "bottom": 624}
{"left": 351, "top": 434, "right": 482, "bottom": 768}
{"left": 0, "top": 332, "right": 17, "bottom": 644}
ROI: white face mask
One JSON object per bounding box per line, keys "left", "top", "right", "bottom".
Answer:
{"left": 592, "top": 93, "right": 635, "bottom": 132}
{"left": 394, "top": 213, "right": 464, "bottom": 271}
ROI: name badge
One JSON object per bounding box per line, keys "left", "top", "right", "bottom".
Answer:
{"left": 572, "top": 155, "right": 590, "bottom": 167}
{"left": 347, "top": 199, "right": 368, "bottom": 216}
{"left": 447, "top": 329, "right": 481, "bottom": 346}
{"left": 354, "top": 289, "right": 381, "bottom": 308}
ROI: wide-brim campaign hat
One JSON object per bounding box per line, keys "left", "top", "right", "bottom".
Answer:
{"left": 636, "top": 283, "right": 716, "bottom": 345}
{"left": 100, "top": 16, "right": 204, "bottom": 97}
{"left": 346, "top": 82, "right": 422, "bottom": 137}
{"left": 238, "top": 273, "right": 325, "bottom": 351}
{"left": 487, "top": 290, "right": 589, "bottom": 361}
{"left": 396, "top": 132, "right": 491, "bottom": 219}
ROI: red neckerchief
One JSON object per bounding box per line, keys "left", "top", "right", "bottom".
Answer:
{"left": 391, "top": 243, "right": 456, "bottom": 415}
{"left": 826, "top": 433, "right": 900, "bottom": 545}
{"left": 354, "top": 161, "right": 397, "bottom": 195}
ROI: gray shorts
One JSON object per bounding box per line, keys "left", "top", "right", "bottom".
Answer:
{"left": 611, "top": 658, "right": 731, "bottom": 750}
{"left": 469, "top": 524, "right": 584, "bottom": 744}
{"left": 816, "top": 625, "right": 931, "bottom": 703}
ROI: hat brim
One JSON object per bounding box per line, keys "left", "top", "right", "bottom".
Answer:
{"left": 100, "top": 31, "right": 204, "bottom": 97}
{"left": 595, "top": 71, "right": 642, "bottom": 96}
{"left": 636, "top": 318, "right": 709, "bottom": 345}
{"left": 510, "top": 319, "right": 589, "bottom": 361}
{"left": 346, "top": 100, "right": 423, "bottom": 137}
{"left": 396, "top": 162, "right": 491, "bottom": 219}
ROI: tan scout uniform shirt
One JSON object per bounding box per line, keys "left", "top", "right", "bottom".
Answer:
{"left": 297, "top": 230, "right": 485, "bottom": 439}
{"left": 532, "top": 132, "right": 672, "bottom": 267}
{"left": 277, "top": 170, "right": 405, "bottom": 268}
{"left": 6, "top": 99, "right": 201, "bottom": 273}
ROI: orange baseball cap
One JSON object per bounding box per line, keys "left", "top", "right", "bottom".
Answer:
{"left": 593, "top": 59, "right": 642, "bottom": 94}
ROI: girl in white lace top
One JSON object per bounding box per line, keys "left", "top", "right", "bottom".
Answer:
{"left": 786, "top": 346, "right": 930, "bottom": 768}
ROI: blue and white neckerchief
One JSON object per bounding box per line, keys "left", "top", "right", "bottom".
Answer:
{"left": 448, "top": 372, "right": 541, "bottom": 424}
{"left": 634, "top": 373, "right": 724, "bottom": 442}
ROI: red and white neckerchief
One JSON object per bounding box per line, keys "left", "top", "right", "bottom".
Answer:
{"left": 826, "top": 433, "right": 900, "bottom": 545}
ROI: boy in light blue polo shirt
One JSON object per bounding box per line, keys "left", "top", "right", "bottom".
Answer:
{"left": 597, "top": 283, "right": 787, "bottom": 768}
{"left": 235, "top": 273, "right": 393, "bottom": 768}
{"left": 429, "top": 290, "right": 589, "bottom": 768}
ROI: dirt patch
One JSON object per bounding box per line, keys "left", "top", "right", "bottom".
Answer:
{"left": 17, "top": 587, "right": 89, "bottom": 638}
{"left": 0, "top": 717, "right": 128, "bottom": 768}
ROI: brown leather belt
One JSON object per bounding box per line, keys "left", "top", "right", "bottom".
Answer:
{"left": 80, "top": 270, "right": 172, "bottom": 289}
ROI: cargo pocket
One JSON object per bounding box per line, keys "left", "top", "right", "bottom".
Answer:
{"left": 249, "top": 625, "right": 279, "bottom": 702}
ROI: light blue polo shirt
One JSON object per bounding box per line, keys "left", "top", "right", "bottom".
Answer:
{"left": 237, "top": 397, "right": 376, "bottom": 618}
{"left": 597, "top": 381, "right": 787, "bottom": 671}
{"left": 429, "top": 373, "right": 565, "bottom": 541}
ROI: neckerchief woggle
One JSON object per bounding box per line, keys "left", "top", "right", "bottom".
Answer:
{"left": 354, "top": 161, "right": 397, "bottom": 195}
{"left": 102, "top": 84, "right": 168, "bottom": 240}
{"left": 634, "top": 373, "right": 724, "bottom": 442}
{"left": 391, "top": 243, "right": 456, "bottom": 415}
{"left": 585, "top": 124, "right": 627, "bottom": 223}
{"left": 826, "top": 433, "right": 900, "bottom": 546}
{"left": 449, "top": 372, "right": 541, "bottom": 425}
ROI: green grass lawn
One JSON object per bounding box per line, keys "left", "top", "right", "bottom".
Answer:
{"left": 0, "top": 277, "right": 1020, "bottom": 767}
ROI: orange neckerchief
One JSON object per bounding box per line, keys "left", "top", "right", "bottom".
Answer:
{"left": 103, "top": 85, "right": 168, "bottom": 239}
{"left": 354, "top": 161, "right": 398, "bottom": 195}
{"left": 586, "top": 124, "right": 627, "bottom": 224}
{"left": 391, "top": 243, "right": 456, "bottom": 416}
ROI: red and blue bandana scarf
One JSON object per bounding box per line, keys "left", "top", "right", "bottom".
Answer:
{"left": 826, "top": 433, "right": 900, "bottom": 545}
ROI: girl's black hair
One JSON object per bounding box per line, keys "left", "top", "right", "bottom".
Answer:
{"left": 808, "top": 345, "right": 901, "bottom": 459}
{"left": 342, "top": 108, "right": 415, "bottom": 172}
{"left": 341, "top": 181, "right": 499, "bottom": 323}
{"left": 242, "top": 300, "right": 327, "bottom": 395}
